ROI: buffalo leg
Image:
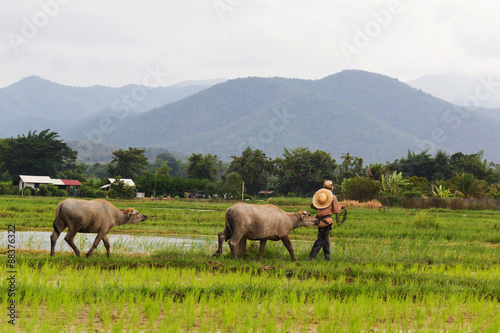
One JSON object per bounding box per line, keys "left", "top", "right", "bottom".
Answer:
{"left": 228, "top": 231, "right": 245, "bottom": 259}
{"left": 258, "top": 240, "right": 267, "bottom": 261}
{"left": 86, "top": 232, "right": 106, "bottom": 258}
{"left": 102, "top": 235, "right": 111, "bottom": 257}
{"left": 64, "top": 229, "right": 81, "bottom": 257}
{"left": 280, "top": 235, "right": 298, "bottom": 261}
{"left": 49, "top": 230, "right": 60, "bottom": 257}
{"left": 228, "top": 240, "right": 238, "bottom": 259}
{"left": 214, "top": 230, "right": 225, "bottom": 257}
{"left": 236, "top": 238, "right": 247, "bottom": 256}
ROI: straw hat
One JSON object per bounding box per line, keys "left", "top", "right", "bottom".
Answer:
{"left": 312, "top": 188, "right": 334, "bottom": 209}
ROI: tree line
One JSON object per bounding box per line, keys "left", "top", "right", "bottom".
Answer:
{"left": 0, "top": 130, "right": 499, "bottom": 200}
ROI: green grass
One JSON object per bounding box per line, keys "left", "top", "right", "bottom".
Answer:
{"left": 1, "top": 196, "right": 500, "bottom": 331}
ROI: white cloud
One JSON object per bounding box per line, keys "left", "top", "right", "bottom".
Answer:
{"left": 1, "top": 0, "right": 500, "bottom": 87}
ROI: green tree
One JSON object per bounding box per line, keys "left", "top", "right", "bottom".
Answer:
{"left": 337, "top": 153, "right": 364, "bottom": 184}
{"left": 155, "top": 152, "right": 186, "bottom": 178}
{"left": 60, "top": 163, "right": 88, "bottom": 183}
{"left": 365, "top": 163, "right": 388, "bottom": 181}
{"left": 380, "top": 171, "right": 410, "bottom": 195}
{"left": 386, "top": 150, "right": 436, "bottom": 180}
{"left": 273, "top": 147, "right": 337, "bottom": 196}
{"left": 486, "top": 183, "right": 500, "bottom": 199}
{"left": 450, "top": 173, "right": 485, "bottom": 198}
{"left": 85, "top": 163, "right": 108, "bottom": 179}
{"left": 433, "top": 150, "right": 452, "bottom": 180}
{"left": 450, "top": 151, "right": 494, "bottom": 182}
{"left": 109, "top": 177, "right": 135, "bottom": 199}
{"left": 0, "top": 139, "right": 8, "bottom": 176}
{"left": 108, "top": 147, "right": 148, "bottom": 179}
{"left": 404, "top": 176, "right": 430, "bottom": 196}
{"left": 227, "top": 147, "right": 273, "bottom": 195}
{"left": 432, "top": 184, "right": 453, "bottom": 198}
{"left": 341, "top": 177, "right": 381, "bottom": 201}
{"left": 222, "top": 172, "right": 243, "bottom": 196}
{"left": 187, "top": 153, "right": 219, "bottom": 181}
{"left": 0, "top": 129, "right": 77, "bottom": 178}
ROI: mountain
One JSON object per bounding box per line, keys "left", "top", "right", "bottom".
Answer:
{"left": 0, "top": 76, "right": 214, "bottom": 138}
{"left": 407, "top": 73, "right": 500, "bottom": 109}
{"left": 173, "top": 78, "right": 227, "bottom": 88}
{"left": 65, "top": 70, "right": 500, "bottom": 164}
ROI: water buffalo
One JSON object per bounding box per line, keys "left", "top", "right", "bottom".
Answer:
{"left": 50, "top": 198, "right": 147, "bottom": 257}
{"left": 214, "top": 203, "right": 318, "bottom": 261}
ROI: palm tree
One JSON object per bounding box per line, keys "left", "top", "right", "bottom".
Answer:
{"left": 366, "top": 163, "right": 388, "bottom": 181}
{"left": 453, "top": 173, "right": 483, "bottom": 198}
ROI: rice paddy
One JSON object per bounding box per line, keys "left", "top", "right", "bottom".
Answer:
{"left": 1, "top": 196, "right": 499, "bottom": 332}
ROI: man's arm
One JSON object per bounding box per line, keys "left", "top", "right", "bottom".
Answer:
{"left": 332, "top": 195, "right": 344, "bottom": 214}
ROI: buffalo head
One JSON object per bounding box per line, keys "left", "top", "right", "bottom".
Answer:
{"left": 123, "top": 208, "right": 148, "bottom": 224}
{"left": 296, "top": 210, "right": 318, "bottom": 227}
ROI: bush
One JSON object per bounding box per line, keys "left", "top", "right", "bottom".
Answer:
{"left": 0, "top": 182, "right": 18, "bottom": 195}
{"left": 405, "top": 176, "right": 430, "bottom": 196}
{"left": 37, "top": 185, "right": 52, "bottom": 196}
{"left": 78, "top": 185, "right": 98, "bottom": 198}
{"left": 412, "top": 211, "right": 441, "bottom": 229}
{"left": 37, "top": 184, "right": 59, "bottom": 197}
{"left": 57, "top": 189, "right": 69, "bottom": 197}
{"left": 342, "top": 177, "right": 381, "bottom": 202}
{"left": 20, "top": 187, "right": 34, "bottom": 196}
{"left": 109, "top": 178, "right": 135, "bottom": 199}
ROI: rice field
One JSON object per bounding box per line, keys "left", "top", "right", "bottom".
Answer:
{"left": 1, "top": 196, "right": 499, "bottom": 332}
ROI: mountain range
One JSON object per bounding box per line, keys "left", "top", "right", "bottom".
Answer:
{"left": 0, "top": 76, "right": 220, "bottom": 139}
{"left": 1, "top": 71, "right": 500, "bottom": 164}
{"left": 407, "top": 73, "right": 500, "bottom": 121}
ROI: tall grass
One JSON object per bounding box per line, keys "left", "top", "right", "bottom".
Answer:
{"left": 1, "top": 197, "right": 500, "bottom": 331}
{"left": 378, "top": 195, "right": 500, "bottom": 210}
{"left": 2, "top": 251, "right": 499, "bottom": 332}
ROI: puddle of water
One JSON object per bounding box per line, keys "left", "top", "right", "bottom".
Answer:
{"left": 0, "top": 231, "right": 316, "bottom": 256}
{"left": 0, "top": 231, "right": 218, "bottom": 255}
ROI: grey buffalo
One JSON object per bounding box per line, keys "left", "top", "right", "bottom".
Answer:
{"left": 214, "top": 203, "right": 318, "bottom": 261}
{"left": 50, "top": 198, "right": 147, "bottom": 257}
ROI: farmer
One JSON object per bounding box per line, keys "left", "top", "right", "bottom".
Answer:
{"left": 307, "top": 180, "right": 344, "bottom": 261}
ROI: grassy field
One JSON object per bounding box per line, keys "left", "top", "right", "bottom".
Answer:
{"left": 1, "top": 196, "right": 499, "bottom": 332}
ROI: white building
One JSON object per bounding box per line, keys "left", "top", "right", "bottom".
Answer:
{"left": 18, "top": 175, "right": 65, "bottom": 191}
{"left": 100, "top": 178, "right": 136, "bottom": 191}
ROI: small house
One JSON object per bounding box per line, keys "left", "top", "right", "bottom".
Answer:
{"left": 17, "top": 175, "right": 63, "bottom": 191}
{"left": 100, "top": 178, "right": 136, "bottom": 191}
{"left": 17, "top": 175, "right": 82, "bottom": 191}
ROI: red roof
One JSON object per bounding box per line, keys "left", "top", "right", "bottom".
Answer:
{"left": 60, "top": 179, "right": 82, "bottom": 186}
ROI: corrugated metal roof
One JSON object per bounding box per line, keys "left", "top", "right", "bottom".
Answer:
{"left": 18, "top": 175, "right": 74, "bottom": 186}
{"left": 107, "top": 178, "right": 135, "bottom": 186}
{"left": 51, "top": 179, "right": 65, "bottom": 186}
{"left": 19, "top": 175, "right": 53, "bottom": 183}
{"left": 60, "top": 179, "right": 82, "bottom": 186}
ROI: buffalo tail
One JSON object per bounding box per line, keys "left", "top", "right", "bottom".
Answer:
{"left": 53, "top": 202, "right": 66, "bottom": 236}
{"left": 223, "top": 207, "right": 233, "bottom": 241}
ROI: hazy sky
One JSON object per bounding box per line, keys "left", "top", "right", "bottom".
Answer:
{"left": 1, "top": 0, "right": 499, "bottom": 88}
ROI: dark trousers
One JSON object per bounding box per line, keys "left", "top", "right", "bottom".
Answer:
{"left": 308, "top": 224, "right": 332, "bottom": 260}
